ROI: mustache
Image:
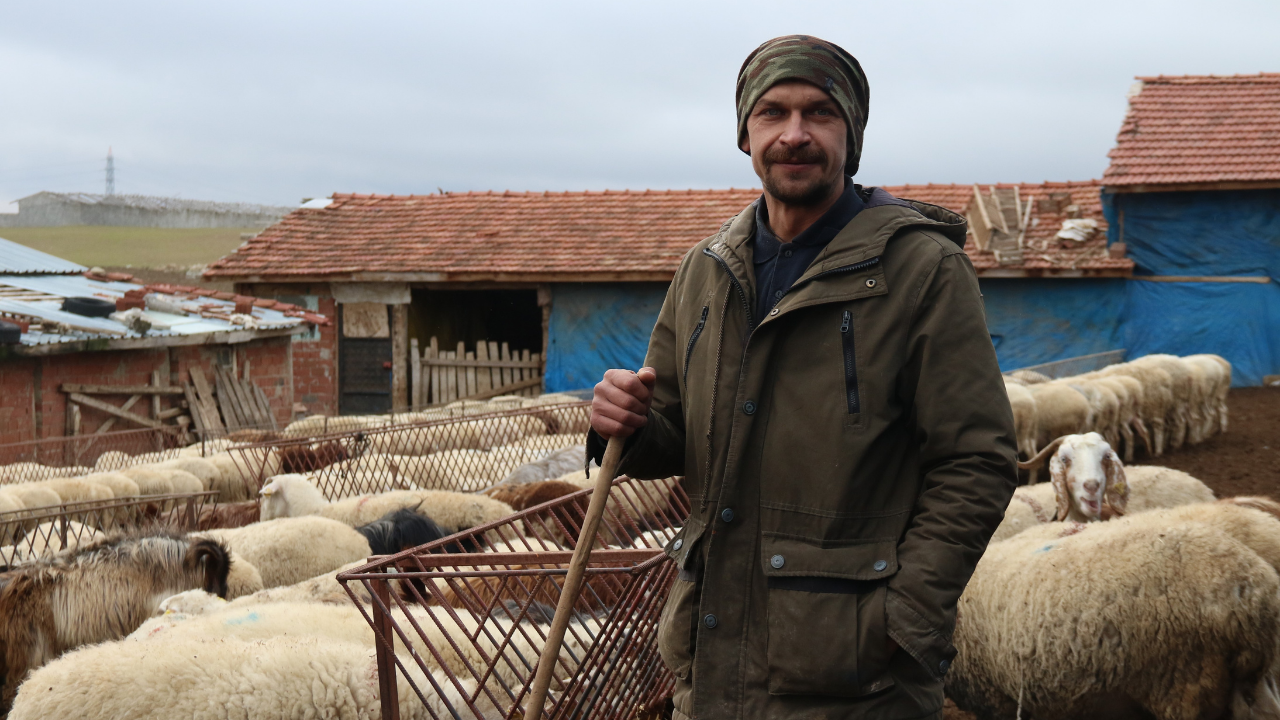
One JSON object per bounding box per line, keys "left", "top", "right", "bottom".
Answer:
{"left": 763, "top": 145, "right": 828, "bottom": 167}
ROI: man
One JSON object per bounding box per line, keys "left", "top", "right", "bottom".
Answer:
{"left": 588, "top": 35, "right": 1017, "bottom": 719}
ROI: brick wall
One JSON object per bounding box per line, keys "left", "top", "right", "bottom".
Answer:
{"left": 0, "top": 336, "right": 295, "bottom": 445}
{"left": 237, "top": 283, "right": 338, "bottom": 417}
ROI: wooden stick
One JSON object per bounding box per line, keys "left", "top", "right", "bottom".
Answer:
{"left": 526, "top": 434, "right": 625, "bottom": 720}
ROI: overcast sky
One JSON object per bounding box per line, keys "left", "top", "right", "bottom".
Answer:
{"left": 2, "top": 0, "right": 1278, "bottom": 211}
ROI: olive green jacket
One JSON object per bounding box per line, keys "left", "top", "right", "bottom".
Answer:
{"left": 610, "top": 196, "right": 1018, "bottom": 719}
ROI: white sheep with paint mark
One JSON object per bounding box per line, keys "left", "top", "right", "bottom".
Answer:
{"left": 258, "top": 473, "right": 513, "bottom": 532}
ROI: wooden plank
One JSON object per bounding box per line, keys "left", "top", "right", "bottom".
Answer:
{"left": 465, "top": 350, "right": 478, "bottom": 397}
{"left": 215, "top": 367, "right": 249, "bottom": 431}
{"left": 417, "top": 357, "right": 543, "bottom": 369}
{"left": 150, "top": 371, "right": 162, "bottom": 422}
{"left": 533, "top": 352, "right": 543, "bottom": 394}
{"left": 500, "top": 342, "right": 512, "bottom": 389}
{"left": 235, "top": 373, "right": 265, "bottom": 429}
{"left": 391, "top": 305, "right": 409, "bottom": 411}
{"left": 429, "top": 337, "right": 440, "bottom": 406}
{"left": 60, "top": 383, "right": 184, "bottom": 395}
{"left": 1131, "top": 276, "right": 1271, "bottom": 284}
{"left": 410, "top": 338, "right": 422, "bottom": 409}
{"left": 488, "top": 341, "right": 501, "bottom": 392}
{"left": 341, "top": 302, "right": 390, "bottom": 338}
{"left": 475, "top": 341, "right": 490, "bottom": 395}
{"left": 188, "top": 367, "right": 224, "bottom": 432}
{"left": 251, "top": 382, "right": 279, "bottom": 431}
{"left": 450, "top": 376, "right": 543, "bottom": 402}
{"left": 212, "top": 369, "right": 239, "bottom": 431}
{"left": 69, "top": 392, "right": 164, "bottom": 429}
{"left": 444, "top": 350, "right": 457, "bottom": 403}
{"left": 157, "top": 406, "right": 185, "bottom": 420}
{"left": 183, "top": 384, "right": 206, "bottom": 435}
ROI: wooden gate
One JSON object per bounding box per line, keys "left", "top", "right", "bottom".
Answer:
{"left": 410, "top": 336, "right": 543, "bottom": 407}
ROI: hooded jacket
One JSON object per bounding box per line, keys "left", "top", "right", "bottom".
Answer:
{"left": 602, "top": 193, "right": 1019, "bottom": 719}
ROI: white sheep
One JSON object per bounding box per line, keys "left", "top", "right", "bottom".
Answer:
{"left": 194, "top": 515, "right": 373, "bottom": 589}
{"left": 156, "top": 456, "right": 221, "bottom": 489}
{"left": 118, "top": 466, "right": 176, "bottom": 495}
{"left": 259, "top": 473, "right": 514, "bottom": 533}
{"left": 9, "top": 635, "right": 439, "bottom": 720}
{"left": 948, "top": 514, "right": 1280, "bottom": 719}
{"left": 1129, "top": 354, "right": 1195, "bottom": 451}
{"left": 1026, "top": 382, "right": 1090, "bottom": 481}
{"left": 1002, "top": 380, "right": 1038, "bottom": 462}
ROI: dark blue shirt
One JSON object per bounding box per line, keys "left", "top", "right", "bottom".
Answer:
{"left": 751, "top": 179, "right": 865, "bottom": 323}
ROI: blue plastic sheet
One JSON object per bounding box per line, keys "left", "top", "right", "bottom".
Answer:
{"left": 544, "top": 282, "right": 668, "bottom": 392}
{"left": 979, "top": 279, "right": 1127, "bottom": 373}
{"left": 1103, "top": 188, "right": 1280, "bottom": 385}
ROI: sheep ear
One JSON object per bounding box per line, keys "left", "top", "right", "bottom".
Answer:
{"left": 1103, "top": 450, "right": 1129, "bottom": 516}
{"left": 1050, "top": 456, "right": 1070, "bottom": 521}
{"left": 259, "top": 484, "right": 275, "bottom": 496}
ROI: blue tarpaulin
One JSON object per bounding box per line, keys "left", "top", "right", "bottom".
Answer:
{"left": 1104, "top": 189, "right": 1280, "bottom": 385}
{"left": 544, "top": 283, "right": 668, "bottom": 392}
{"left": 978, "top": 279, "right": 1127, "bottom": 373}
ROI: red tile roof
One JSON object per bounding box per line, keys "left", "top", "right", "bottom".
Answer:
{"left": 206, "top": 182, "right": 1129, "bottom": 283}
{"left": 1104, "top": 73, "right": 1280, "bottom": 189}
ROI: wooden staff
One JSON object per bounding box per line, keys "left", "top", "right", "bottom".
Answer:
{"left": 524, "top": 434, "right": 626, "bottom": 720}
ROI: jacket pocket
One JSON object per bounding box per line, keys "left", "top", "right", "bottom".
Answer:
{"left": 684, "top": 305, "right": 709, "bottom": 384}
{"left": 762, "top": 540, "right": 897, "bottom": 697}
{"left": 840, "top": 309, "right": 860, "bottom": 415}
{"left": 658, "top": 576, "right": 699, "bottom": 681}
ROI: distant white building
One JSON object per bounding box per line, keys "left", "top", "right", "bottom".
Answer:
{"left": 0, "top": 191, "right": 294, "bottom": 229}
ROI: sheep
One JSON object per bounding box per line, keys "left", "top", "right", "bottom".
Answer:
{"left": 259, "top": 473, "right": 515, "bottom": 532}
{"left": 163, "top": 469, "right": 205, "bottom": 495}
{"left": 8, "top": 635, "right": 439, "bottom": 720}
{"left": 227, "top": 558, "right": 372, "bottom": 606}
{"left": 1026, "top": 382, "right": 1090, "bottom": 481}
{"left": 1186, "top": 353, "right": 1231, "bottom": 441}
{"left": 0, "top": 531, "right": 230, "bottom": 712}
{"left": 1122, "top": 465, "right": 1217, "bottom": 511}
{"left": 194, "top": 515, "right": 372, "bottom": 589}
{"left": 225, "top": 550, "right": 265, "bottom": 599}
{"left": 1002, "top": 380, "right": 1038, "bottom": 462}
{"left": 988, "top": 482, "right": 1057, "bottom": 544}
{"left": 1130, "top": 353, "right": 1195, "bottom": 451}
{"left": 1070, "top": 379, "right": 1121, "bottom": 450}
{"left": 555, "top": 469, "right": 679, "bottom": 529}
{"left": 1007, "top": 369, "right": 1051, "bottom": 385}
{"left": 0, "top": 490, "right": 24, "bottom": 543}
{"left": 488, "top": 479, "right": 583, "bottom": 512}
{"left": 37, "top": 479, "right": 113, "bottom": 505}
{"left": 155, "top": 456, "right": 221, "bottom": 489}
{"left": 197, "top": 509, "right": 439, "bottom": 589}
{"left": 197, "top": 499, "right": 261, "bottom": 530}
{"left": 277, "top": 440, "right": 349, "bottom": 473}
{"left": 495, "top": 444, "right": 589, "bottom": 487}
{"left": 947, "top": 515, "right": 1280, "bottom": 720}
{"left": 118, "top": 466, "right": 176, "bottom": 496}
{"left": 78, "top": 472, "right": 140, "bottom": 500}
{"left": 1086, "top": 373, "right": 1150, "bottom": 462}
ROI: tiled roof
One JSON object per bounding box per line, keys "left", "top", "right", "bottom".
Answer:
{"left": 206, "top": 182, "right": 1129, "bottom": 282}
{"left": 1104, "top": 73, "right": 1280, "bottom": 188}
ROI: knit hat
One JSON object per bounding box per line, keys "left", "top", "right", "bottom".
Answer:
{"left": 735, "top": 35, "right": 870, "bottom": 176}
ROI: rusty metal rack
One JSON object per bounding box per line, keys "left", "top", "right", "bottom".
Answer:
{"left": 227, "top": 401, "right": 592, "bottom": 500}
{"left": 0, "top": 490, "right": 217, "bottom": 566}
{"left": 338, "top": 474, "right": 689, "bottom": 720}
{"left": 0, "top": 426, "right": 186, "bottom": 484}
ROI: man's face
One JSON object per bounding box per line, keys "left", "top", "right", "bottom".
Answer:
{"left": 740, "top": 80, "right": 848, "bottom": 207}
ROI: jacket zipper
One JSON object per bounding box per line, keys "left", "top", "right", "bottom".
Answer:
{"left": 684, "top": 305, "right": 709, "bottom": 383}
{"left": 702, "top": 248, "right": 753, "bottom": 328}
{"left": 840, "top": 309, "right": 859, "bottom": 414}
{"left": 809, "top": 256, "right": 881, "bottom": 283}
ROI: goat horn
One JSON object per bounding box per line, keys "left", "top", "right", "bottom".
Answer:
{"left": 1018, "top": 436, "right": 1067, "bottom": 471}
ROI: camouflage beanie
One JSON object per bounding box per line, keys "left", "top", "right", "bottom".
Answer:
{"left": 735, "top": 35, "right": 870, "bottom": 176}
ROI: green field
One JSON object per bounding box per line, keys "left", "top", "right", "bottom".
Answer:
{"left": 0, "top": 226, "right": 259, "bottom": 268}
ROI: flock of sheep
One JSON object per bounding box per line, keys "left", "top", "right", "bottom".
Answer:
{"left": 1004, "top": 352, "right": 1230, "bottom": 472}
{"left": 0, "top": 356, "right": 1265, "bottom": 720}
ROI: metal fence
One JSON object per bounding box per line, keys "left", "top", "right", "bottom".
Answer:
{"left": 0, "top": 490, "right": 217, "bottom": 566}
{"left": 227, "top": 402, "right": 593, "bottom": 500}
{"left": 338, "top": 474, "right": 689, "bottom": 720}
{"left": 0, "top": 426, "right": 185, "bottom": 484}
{"left": 1007, "top": 349, "right": 1128, "bottom": 381}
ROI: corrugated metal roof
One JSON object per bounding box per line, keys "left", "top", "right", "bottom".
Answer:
{"left": 0, "top": 273, "right": 312, "bottom": 349}
{"left": 0, "top": 237, "right": 88, "bottom": 275}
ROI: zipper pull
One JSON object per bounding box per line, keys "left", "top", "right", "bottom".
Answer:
{"left": 700, "top": 306, "right": 709, "bottom": 321}
{"left": 840, "top": 310, "right": 851, "bottom": 333}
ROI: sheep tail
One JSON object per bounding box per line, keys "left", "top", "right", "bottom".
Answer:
{"left": 1221, "top": 496, "right": 1280, "bottom": 521}
{"left": 186, "top": 539, "right": 231, "bottom": 599}
{"left": 1017, "top": 436, "right": 1067, "bottom": 471}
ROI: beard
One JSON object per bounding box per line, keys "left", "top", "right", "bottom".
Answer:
{"left": 760, "top": 144, "right": 843, "bottom": 207}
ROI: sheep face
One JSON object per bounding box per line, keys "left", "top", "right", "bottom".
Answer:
{"left": 1049, "top": 433, "right": 1129, "bottom": 523}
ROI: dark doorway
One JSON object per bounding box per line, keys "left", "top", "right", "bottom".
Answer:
{"left": 338, "top": 303, "right": 392, "bottom": 415}
{"left": 407, "top": 288, "right": 542, "bottom": 354}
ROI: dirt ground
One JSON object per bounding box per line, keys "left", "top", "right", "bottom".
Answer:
{"left": 1148, "top": 385, "right": 1280, "bottom": 498}
{"left": 943, "top": 386, "right": 1279, "bottom": 720}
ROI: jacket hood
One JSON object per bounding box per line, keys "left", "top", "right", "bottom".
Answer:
{"left": 897, "top": 199, "right": 968, "bottom": 249}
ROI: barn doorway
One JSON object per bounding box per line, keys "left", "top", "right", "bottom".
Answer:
{"left": 338, "top": 303, "right": 393, "bottom": 415}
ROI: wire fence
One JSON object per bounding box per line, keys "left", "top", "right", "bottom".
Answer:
{"left": 0, "top": 490, "right": 217, "bottom": 567}
{"left": 227, "top": 402, "right": 593, "bottom": 500}
{"left": 0, "top": 426, "right": 186, "bottom": 484}
{"left": 338, "top": 474, "right": 689, "bottom": 720}
{"left": 1007, "top": 349, "right": 1128, "bottom": 381}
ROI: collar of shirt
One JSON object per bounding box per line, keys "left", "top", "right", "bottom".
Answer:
{"left": 752, "top": 178, "right": 866, "bottom": 263}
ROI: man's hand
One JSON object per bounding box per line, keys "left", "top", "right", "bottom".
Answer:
{"left": 590, "top": 367, "right": 657, "bottom": 440}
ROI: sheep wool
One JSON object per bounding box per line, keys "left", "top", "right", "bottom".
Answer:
{"left": 988, "top": 482, "right": 1056, "bottom": 543}
{"left": 197, "top": 515, "right": 372, "bottom": 589}
{"left": 1122, "top": 466, "right": 1215, "bottom": 512}
{"left": 225, "top": 551, "right": 265, "bottom": 599}
{"left": 949, "top": 516, "right": 1280, "bottom": 720}
{"left": 156, "top": 457, "right": 221, "bottom": 489}
{"left": 38, "top": 479, "right": 113, "bottom": 505}
{"left": 8, "top": 635, "right": 437, "bottom": 720}
{"left": 78, "top": 472, "right": 140, "bottom": 500}
{"left": 119, "top": 466, "right": 176, "bottom": 496}
{"left": 259, "top": 474, "right": 514, "bottom": 533}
